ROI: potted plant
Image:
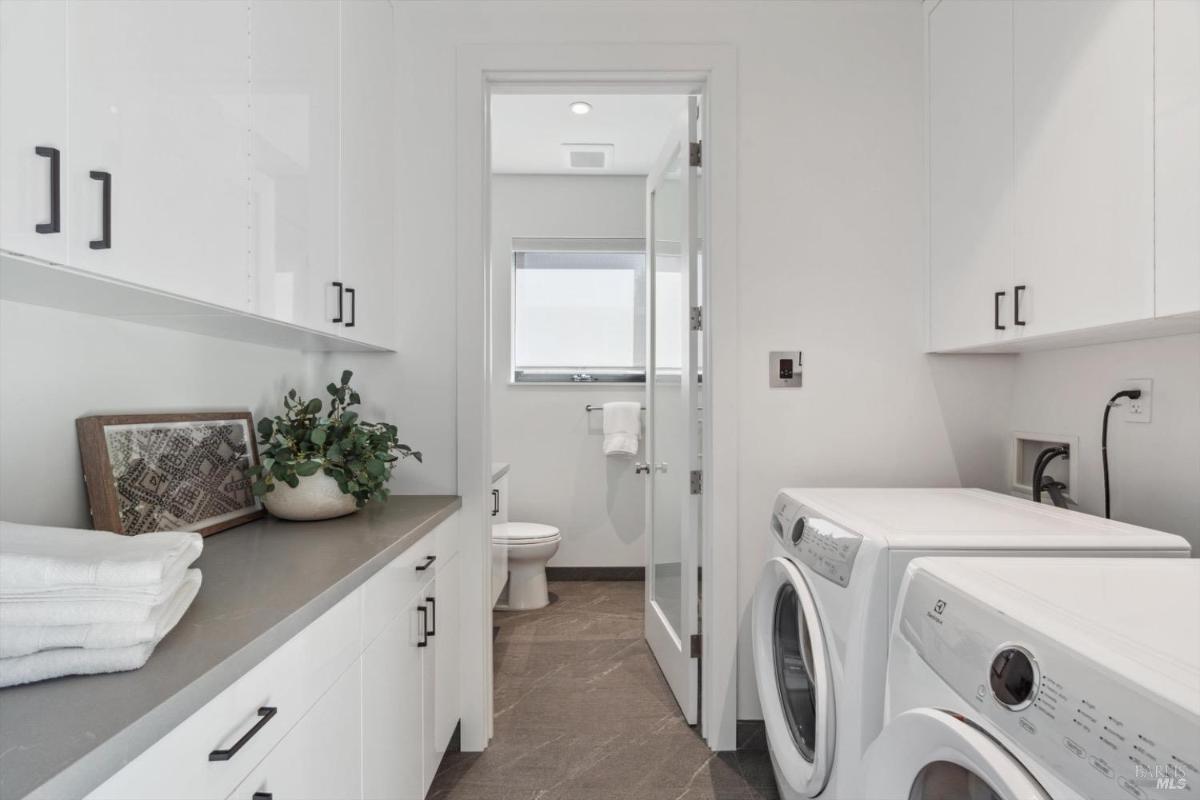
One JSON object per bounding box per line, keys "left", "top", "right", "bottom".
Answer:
{"left": 249, "top": 370, "right": 421, "bottom": 521}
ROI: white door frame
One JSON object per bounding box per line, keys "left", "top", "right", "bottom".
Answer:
{"left": 455, "top": 42, "right": 739, "bottom": 752}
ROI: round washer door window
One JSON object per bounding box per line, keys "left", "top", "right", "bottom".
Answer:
{"left": 752, "top": 557, "right": 835, "bottom": 797}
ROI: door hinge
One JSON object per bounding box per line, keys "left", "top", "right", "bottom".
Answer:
{"left": 690, "top": 633, "right": 702, "bottom": 658}
{"left": 689, "top": 305, "right": 703, "bottom": 331}
{"left": 690, "top": 470, "right": 703, "bottom": 495}
{"left": 689, "top": 141, "right": 702, "bottom": 168}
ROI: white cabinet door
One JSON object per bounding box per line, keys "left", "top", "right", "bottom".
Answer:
{"left": 491, "top": 474, "right": 509, "bottom": 606}
{"left": 420, "top": 575, "right": 438, "bottom": 795}
{"left": 1155, "top": 0, "right": 1200, "bottom": 318}
{"left": 1013, "top": 0, "right": 1154, "bottom": 336}
{"left": 0, "top": 0, "right": 68, "bottom": 263}
{"left": 927, "top": 0, "right": 1014, "bottom": 350}
{"left": 361, "top": 589, "right": 426, "bottom": 800}
{"left": 227, "top": 661, "right": 363, "bottom": 800}
{"left": 338, "top": 0, "right": 395, "bottom": 348}
{"left": 433, "top": 554, "right": 461, "bottom": 764}
{"left": 66, "top": 0, "right": 250, "bottom": 309}
{"left": 250, "top": 0, "right": 339, "bottom": 332}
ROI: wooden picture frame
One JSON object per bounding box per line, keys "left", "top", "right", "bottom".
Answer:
{"left": 76, "top": 412, "right": 264, "bottom": 537}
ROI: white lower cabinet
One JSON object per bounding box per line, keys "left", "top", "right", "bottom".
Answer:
{"left": 227, "top": 660, "right": 363, "bottom": 800}
{"left": 86, "top": 514, "right": 459, "bottom": 800}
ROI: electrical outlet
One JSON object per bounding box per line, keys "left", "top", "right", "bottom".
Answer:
{"left": 1123, "top": 378, "right": 1152, "bottom": 423}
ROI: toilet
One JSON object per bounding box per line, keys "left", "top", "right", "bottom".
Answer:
{"left": 493, "top": 522, "right": 561, "bottom": 610}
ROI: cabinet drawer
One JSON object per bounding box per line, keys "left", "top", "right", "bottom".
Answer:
{"left": 88, "top": 590, "right": 363, "bottom": 800}
{"left": 362, "top": 529, "right": 438, "bottom": 647}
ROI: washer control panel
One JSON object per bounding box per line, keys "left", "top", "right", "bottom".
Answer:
{"left": 771, "top": 494, "right": 862, "bottom": 587}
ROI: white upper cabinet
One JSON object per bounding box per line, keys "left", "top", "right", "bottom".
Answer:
{"left": 66, "top": 0, "right": 251, "bottom": 310}
{"left": 249, "top": 0, "right": 340, "bottom": 334}
{"left": 0, "top": 0, "right": 69, "bottom": 264}
{"left": 927, "top": 0, "right": 1014, "bottom": 351}
{"left": 1155, "top": 0, "right": 1200, "bottom": 318}
{"left": 1012, "top": 0, "right": 1154, "bottom": 337}
{"left": 338, "top": 0, "right": 396, "bottom": 349}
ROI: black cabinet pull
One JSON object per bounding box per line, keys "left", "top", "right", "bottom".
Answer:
{"left": 417, "top": 606, "right": 428, "bottom": 647}
{"left": 1013, "top": 285, "right": 1026, "bottom": 326}
{"left": 34, "top": 146, "right": 60, "bottom": 234}
{"left": 345, "top": 286, "right": 356, "bottom": 328}
{"left": 491, "top": 488, "right": 500, "bottom": 517}
{"left": 252, "top": 794, "right": 273, "bottom": 800}
{"left": 993, "top": 290, "right": 1006, "bottom": 331}
{"left": 88, "top": 170, "right": 111, "bottom": 250}
{"left": 209, "top": 706, "right": 277, "bottom": 761}
{"left": 426, "top": 596, "right": 436, "bottom": 636}
{"left": 331, "top": 281, "right": 344, "bottom": 323}
{"left": 415, "top": 554, "right": 436, "bottom": 572}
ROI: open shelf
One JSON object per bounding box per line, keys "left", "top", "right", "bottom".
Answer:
{"left": 0, "top": 250, "right": 393, "bottom": 354}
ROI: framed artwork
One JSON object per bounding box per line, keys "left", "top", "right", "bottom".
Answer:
{"left": 76, "top": 412, "right": 264, "bottom": 536}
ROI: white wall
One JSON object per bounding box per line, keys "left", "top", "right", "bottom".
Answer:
{"left": 490, "top": 175, "right": 646, "bottom": 567}
{"left": 1006, "top": 334, "right": 1200, "bottom": 548}
{"left": 0, "top": 300, "right": 313, "bottom": 528}
{"left": 389, "top": 0, "right": 1021, "bottom": 720}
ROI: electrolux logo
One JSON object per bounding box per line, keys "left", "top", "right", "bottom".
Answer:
{"left": 934, "top": 600, "right": 946, "bottom": 615}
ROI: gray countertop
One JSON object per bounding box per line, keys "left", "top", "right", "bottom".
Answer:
{"left": 0, "top": 494, "right": 461, "bottom": 800}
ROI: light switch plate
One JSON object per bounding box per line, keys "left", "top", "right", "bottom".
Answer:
{"left": 1123, "top": 378, "right": 1152, "bottom": 423}
{"left": 769, "top": 351, "right": 802, "bottom": 388}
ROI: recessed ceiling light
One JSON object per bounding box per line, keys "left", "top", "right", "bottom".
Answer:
{"left": 569, "top": 101, "right": 592, "bottom": 115}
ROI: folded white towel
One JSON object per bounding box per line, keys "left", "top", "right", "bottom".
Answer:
{"left": 602, "top": 402, "right": 642, "bottom": 456}
{"left": 0, "top": 570, "right": 201, "bottom": 658}
{"left": 0, "top": 522, "right": 202, "bottom": 598}
{"left": 0, "top": 567, "right": 189, "bottom": 627}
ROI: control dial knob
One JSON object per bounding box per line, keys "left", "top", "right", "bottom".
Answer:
{"left": 790, "top": 516, "right": 807, "bottom": 545}
{"left": 989, "top": 646, "right": 1038, "bottom": 710}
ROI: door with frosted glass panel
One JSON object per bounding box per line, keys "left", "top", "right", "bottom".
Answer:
{"left": 642, "top": 96, "right": 701, "bottom": 724}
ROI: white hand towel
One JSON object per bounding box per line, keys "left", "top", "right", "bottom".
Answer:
{"left": 0, "top": 570, "right": 201, "bottom": 658}
{"left": 0, "top": 522, "right": 202, "bottom": 598}
{"left": 602, "top": 401, "right": 642, "bottom": 456}
{"left": 0, "top": 568, "right": 189, "bottom": 627}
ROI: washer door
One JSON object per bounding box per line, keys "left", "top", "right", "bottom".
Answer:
{"left": 752, "top": 557, "right": 835, "bottom": 797}
{"left": 861, "top": 709, "right": 1051, "bottom": 800}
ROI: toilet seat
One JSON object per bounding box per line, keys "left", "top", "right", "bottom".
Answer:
{"left": 493, "top": 521, "right": 561, "bottom": 546}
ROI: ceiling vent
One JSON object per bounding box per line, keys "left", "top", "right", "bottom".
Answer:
{"left": 562, "top": 143, "right": 614, "bottom": 171}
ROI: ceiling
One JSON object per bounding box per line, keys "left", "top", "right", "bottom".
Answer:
{"left": 490, "top": 94, "right": 688, "bottom": 175}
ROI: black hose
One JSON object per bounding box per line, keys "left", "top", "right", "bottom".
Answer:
{"left": 1102, "top": 389, "right": 1143, "bottom": 519}
{"left": 1031, "top": 446, "right": 1068, "bottom": 505}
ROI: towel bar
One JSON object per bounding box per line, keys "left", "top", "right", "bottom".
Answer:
{"left": 584, "top": 404, "right": 646, "bottom": 412}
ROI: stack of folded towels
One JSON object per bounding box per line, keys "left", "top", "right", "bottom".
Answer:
{"left": 0, "top": 521, "right": 203, "bottom": 688}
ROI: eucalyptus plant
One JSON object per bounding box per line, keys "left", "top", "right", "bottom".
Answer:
{"left": 248, "top": 370, "right": 421, "bottom": 507}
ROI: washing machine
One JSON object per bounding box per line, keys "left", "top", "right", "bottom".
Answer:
{"left": 861, "top": 557, "right": 1200, "bottom": 799}
{"left": 752, "top": 488, "right": 1191, "bottom": 799}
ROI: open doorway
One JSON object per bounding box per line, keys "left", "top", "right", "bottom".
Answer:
{"left": 485, "top": 88, "right": 706, "bottom": 722}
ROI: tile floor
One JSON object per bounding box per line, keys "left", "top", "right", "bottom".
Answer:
{"left": 428, "top": 581, "right": 779, "bottom": 800}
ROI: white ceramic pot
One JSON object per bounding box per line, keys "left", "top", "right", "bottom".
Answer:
{"left": 261, "top": 472, "right": 358, "bottom": 521}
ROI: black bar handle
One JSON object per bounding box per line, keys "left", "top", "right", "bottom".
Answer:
{"left": 491, "top": 488, "right": 500, "bottom": 517}
{"left": 426, "top": 596, "right": 436, "bottom": 636}
{"left": 417, "top": 606, "right": 428, "bottom": 647}
{"left": 331, "top": 281, "right": 344, "bottom": 323}
{"left": 345, "top": 286, "right": 356, "bottom": 328}
{"left": 415, "top": 554, "right": 436, "bottom": 572}
{"left": 993, "top": 290, "right": 1006, "bottom": 331}
{"left": 209, "top": 706, "right": 277, "bottom": 761}
{"left": 88, "top": 170, "right": 111, "bottom": 250}
{"left": 34, "top": 146, "right": 60, "bottom": 234}
{"left": 1013, "top": 285, "right": 1026, "bottom": 326}
{"left": 252, "top": 794, "right": 273, "bottom": 800}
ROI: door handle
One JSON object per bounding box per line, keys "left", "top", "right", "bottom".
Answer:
{"left": 491, "top": 488, "right": 500, "bottom": 516}
{"left": 34, "top": 146, "right": 60, "bottom": 234}
{"left": 1013, "top": 285, "right": 1026, "bottom": 327}
{"left": 634, "top": 462, "right": 650, "bottom": 474}
{"left": 331, "top": 281, "right": 344, "bottom": 323}
{"left": 88, "top": 170, "right": 111, "bottom": 250}
{"left": 208, "top": 707, "right": 277, "bottom": 761}
{"left": 252, "top": 794, "right": 273, "bottom": 800}
{"left": 425, "top": 596, "right": 436, "bottom": 636}
{"left": 993, "top": 290, "right": 1006, "bottom": 331}
{"left": 345, "top": 286, "right": 356, "bottom": 327}
{"left": 417, "top": 606, "right": 428, "bottom": 647}
{"left": 415, "top": 554, "right": 436, "bottom": 572}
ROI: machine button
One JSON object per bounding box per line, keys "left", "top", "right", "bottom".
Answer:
{"left": 1117, "top": 777, "right": 1146, "bottom": 799}
{"left": 990, "top": 646, "right": 1038, "bottom": 710}
{"left": 1064, "top": 738, "right": 1086, "bottom": 758}
{"left": 1090, "top": 757, "right": 1115, "bottom": 778}
{"left": 1019, "top": 717, "right": 1037, "bottom": 735}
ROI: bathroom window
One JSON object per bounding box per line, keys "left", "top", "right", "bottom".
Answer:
{"left": 511, "top": 238, "right": 654, "bottom": 383}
